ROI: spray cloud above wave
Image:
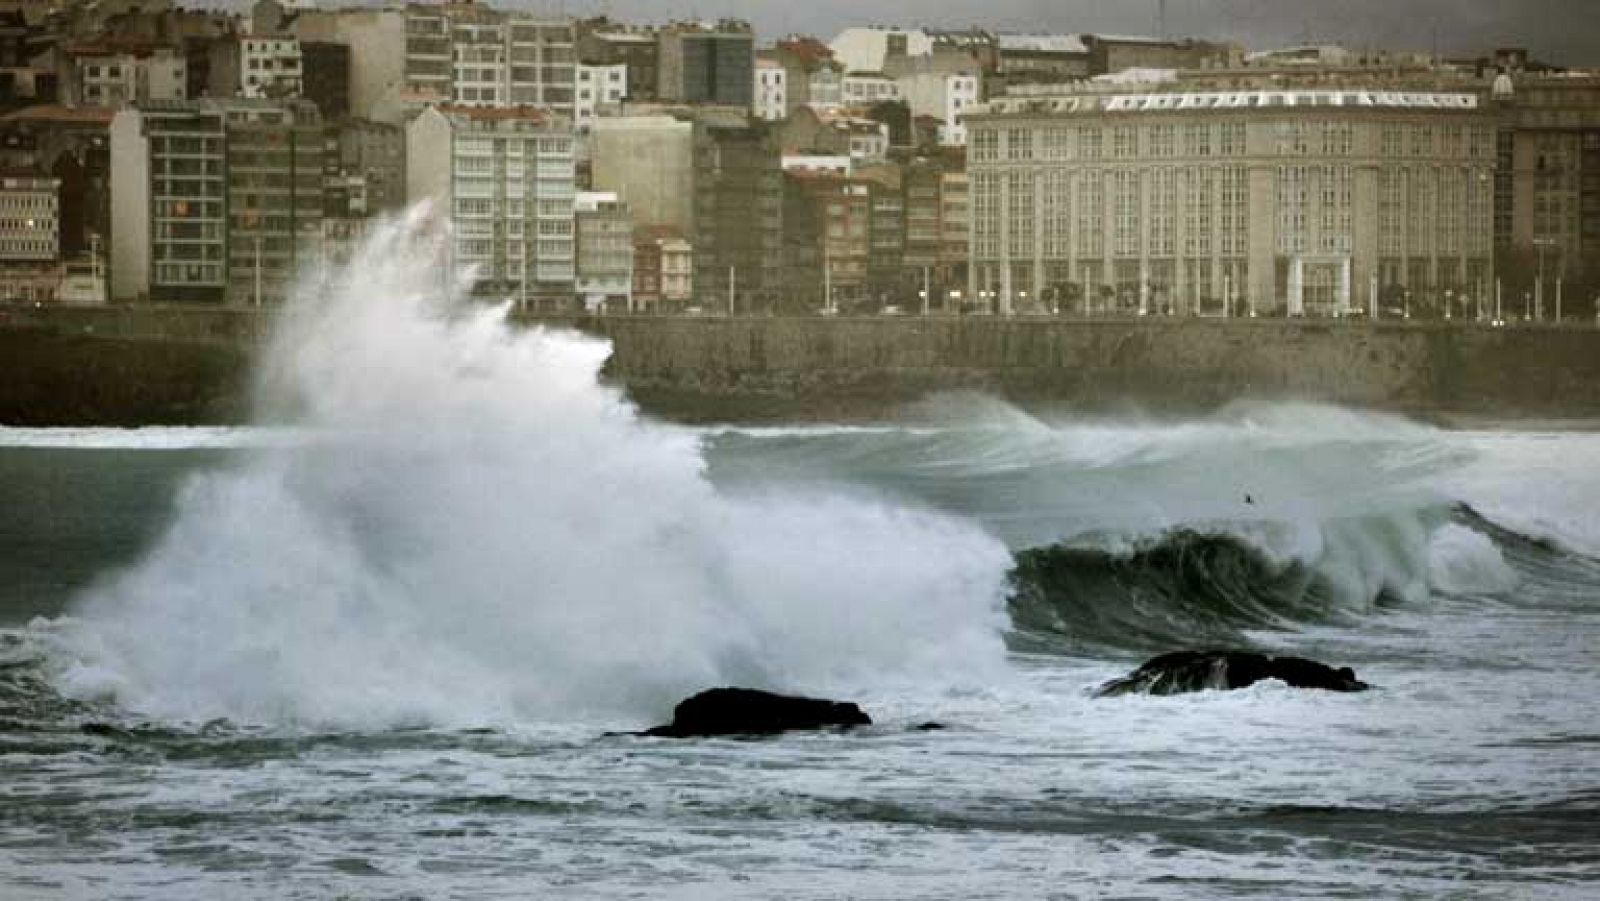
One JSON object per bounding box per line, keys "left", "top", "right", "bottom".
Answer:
{"left": 52, "top": 207, "right": 1012, "bottom": 728}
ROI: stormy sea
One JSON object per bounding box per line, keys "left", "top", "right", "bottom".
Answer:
{"left": 2, "top": 212, "right": 1597, "bottom": 899}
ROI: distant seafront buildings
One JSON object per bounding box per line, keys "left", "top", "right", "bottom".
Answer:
{"left": 0, "top": 2, "right": 1597, "bottom": 320}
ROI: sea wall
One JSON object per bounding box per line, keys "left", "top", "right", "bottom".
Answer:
{"left": 575, "top": 316, "right": 1600, "bottom": 423}
{"left": 5, "top": 307, "right": 1600, "bottom": 425}
{"left": 0, "top": 327, "right": 251, "bottom": 426}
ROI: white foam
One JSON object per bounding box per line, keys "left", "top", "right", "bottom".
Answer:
{"left": 0, "top": 426, "right": 296, "bottom": 450}
{"left": 1427, "top": 522, "right": 1520, "bottom": 597}
{"left": 51, "top": 206, "right": 1012, "bottom": 729}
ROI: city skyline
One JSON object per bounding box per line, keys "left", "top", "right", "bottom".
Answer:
{"left": 472, "top": 0, "right": 1600, "bottom": 65}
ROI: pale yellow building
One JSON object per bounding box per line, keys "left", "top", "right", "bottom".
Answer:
{"left": 967, "top": 86, "right": 1496, "bottom": 317}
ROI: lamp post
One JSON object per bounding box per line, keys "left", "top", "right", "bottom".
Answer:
{"left": 1533, "top": 237, "right": 1557, "bottom": 322}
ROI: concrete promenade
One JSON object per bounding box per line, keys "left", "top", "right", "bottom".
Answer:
{"left": 4, "top": 304, "right": 1600, "bottom": 425}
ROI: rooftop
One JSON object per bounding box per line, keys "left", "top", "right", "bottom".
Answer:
{"left": 998, "top": 34, "right": 1088, "bottom": 55}
{"left": 0, "top": 104, "right": 117, "bottom": 126}
{"left": 979, "top": 88, "right": 1483, "bottom": 116}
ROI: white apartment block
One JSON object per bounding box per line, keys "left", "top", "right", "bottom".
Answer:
{"left": 406, "top": 105, "right": 576, "bottom": 308}
{"left": 841, "top": 72, "right": 901, "bottom": 107}
{"left": 0, "top": 175, "right": 59, "bottom": 261}
{"left": 900, "top": 70, "right": 980, "bottom": 145}
{"left": 451, "top": 18, "right": 507, "bottom": 106}
{"left": 575, "top": 63, "right": 627, "bottom": 134}
{"left": 74, "top": 48, "right": 187, "bottom": 107}
{"left": 240, "top": 36, "right": 303, "bottom": 99}
{"left": 829, "top": 27, "right": 934, "bottom": 74}
{"left": 753, "top": 58, "right": 786, "bottom": 121}
{"left": 808, "top": 65, "right": 843, "bottom": 110}
{"left": 941, "top": 73, "right": 979, "bottom": 145}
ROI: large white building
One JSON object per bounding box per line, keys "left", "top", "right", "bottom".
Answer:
{"left": 753, "top": 57, "right": 787, "bottom": 121}
{"left": 841, "top": 71, "right": 901, "bottom": 107}
{"left": 71, "top": 46, "right": 187, "bottom": 107}
{"left": 899, "top": 70, "right": 980, "bottom": 145}
{"left": 828, "top": 27, "right": 935, "bottom": 74}
{"left": 574, "top": 62, "right": 627, "bottom": 134}
{"left": 966, "top": 86, "right": 1496, "bottom": 317}
{"left": 240, "top": 36, "right": 303, "bottom": 99}
{"left": 406, "top": 105, "right": 576, "bottom": 308}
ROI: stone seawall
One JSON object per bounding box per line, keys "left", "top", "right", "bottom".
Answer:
{"left": 576, "top": 316, "right": 1600, "bottom": 423}
{"left": 0, "top": 327, "right": 250, "bottom": 426}
{"left": 4, "top": 307, "right": 1599, "bottom": 425}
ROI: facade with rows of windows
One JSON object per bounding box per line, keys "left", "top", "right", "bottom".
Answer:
{"left": 966, "top": 88, "right": 1496, "bottom": 317}
{"left": 405, "top": 105, "right": 576, "bottom": 308}
{"left": 402, "top": 5, "right": 576, "bottom": 118}
{"left": 110, "top": 105, "right": 230, "bottom": 303}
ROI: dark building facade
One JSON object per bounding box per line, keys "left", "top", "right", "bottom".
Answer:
{"left": 223, "top": 101, "right": 325, "bottom": 306}
{"left": 659, "top": 24, "right": 753, "bottom": 107}
{"left": 300, "top": 40, "right": 350, "bottom": 121}
{"left": 692, "top": 112, "right": 781, "bottom": 311}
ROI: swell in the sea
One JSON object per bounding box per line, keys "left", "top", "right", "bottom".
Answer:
{"left": 1002, "top": 501, "right": 1592, "bottom": 657}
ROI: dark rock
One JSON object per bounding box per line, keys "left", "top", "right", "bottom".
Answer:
{"left": 1094, "top": 650, "right": 1370, "bottom": 698}
{"left": 640, "top": 687, "right": 872, "bottom": 738}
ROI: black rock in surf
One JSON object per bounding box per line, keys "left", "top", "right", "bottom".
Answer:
{"left": 1094, "top": 650, "right": 1370, "bottom": 697}
{"left": 638, "top": 687, "right": 872, "bottom": 738}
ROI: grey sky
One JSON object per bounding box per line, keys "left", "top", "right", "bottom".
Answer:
{"left": 521, "top": 0, "right": 1598, "bottom": 65}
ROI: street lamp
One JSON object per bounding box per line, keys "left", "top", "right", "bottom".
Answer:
{"left": 1533, "top": 237, "right": 1557, "bottom": 322}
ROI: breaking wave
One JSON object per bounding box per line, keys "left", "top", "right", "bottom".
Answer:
{"left": 1005, "top": 504, "right": 1546, "bottom": 656}
{"left": 37, "top": 206, "right": 1013, "bottom": 729}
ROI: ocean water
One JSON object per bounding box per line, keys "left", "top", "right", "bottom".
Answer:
{"left": 2, "top": 212, "right": 1597, "bottom": 899}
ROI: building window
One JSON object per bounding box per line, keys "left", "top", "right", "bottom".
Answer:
{"left": 971, "top": 127, "right": 998, "bottom": 162}
{"left": 1322, "top": 121, "right": 1353, "bottom": 156}
{"left": 1078, "top": 126, "right": 1102, "bottom": 160}
{"left": 1112, "top": 169, "right": 1139, "bottom": 257}
{"left": 1006, "top": 128, "right": 1033, "bottom": 161}
{"left": 1219, "top": 122, "right": 1245, "bottom": 156}
{"left": 1411, "top": 126, "right": 1434, "bottom": 157}
{"left": 1042, "top": 127, "right": 1071, "bottom": 160}
{"left": 1148, "top": 125, "right": 1175, "bottom": 158}
{"left": 1112, "top": 126, "right": 1137, "bottom": 159}
{"left": 1076, "top": 170, "right": 1103, "bottom": 258}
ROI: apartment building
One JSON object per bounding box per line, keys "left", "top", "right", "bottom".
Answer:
{"left": 401, "top": 6, "right": 576, "bottom": 118}
{"left": 69, "top": 43, "right": 187, "bottom": 107}
{"left": 0, "top": 173, "right": 58, "bottom": 261}
{"left": 1490, "top": 72, "right": 1600, "bottom": 308}
{"left": 574, "top": 62, "right": 626, "bottom": 134}
{"left": 967, "top": 86, "right": 1496, "bottom": 316}
{"left": 223, "top": 99, "right": 324, "bottom": 306}
{"left": 631, "top": 225, "right": 692, "bottom": 311}
{"left": 239, "top": 35, "right": 302, "bottom": 99}
{"left": 110, "top": 104, "right": 229, "bottom": 302}
{"left": 753, "top": 57, "right": 786, "bottom": 121}
{"left": 574, "top": 190, "right": 632, "bottom": 308}
{"left": 658, "top": 22, "right": 754, "bottom": 107}
{"left": 406, "top": 104, "right": 576, "bottom": 307}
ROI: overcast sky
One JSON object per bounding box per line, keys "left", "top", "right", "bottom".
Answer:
{"left": 513, "top": 0, "right": 1598, "bottom": 65}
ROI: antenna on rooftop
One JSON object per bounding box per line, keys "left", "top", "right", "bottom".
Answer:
{"left": 1156, "top": 0, "right": 1167, "bottom": 39}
